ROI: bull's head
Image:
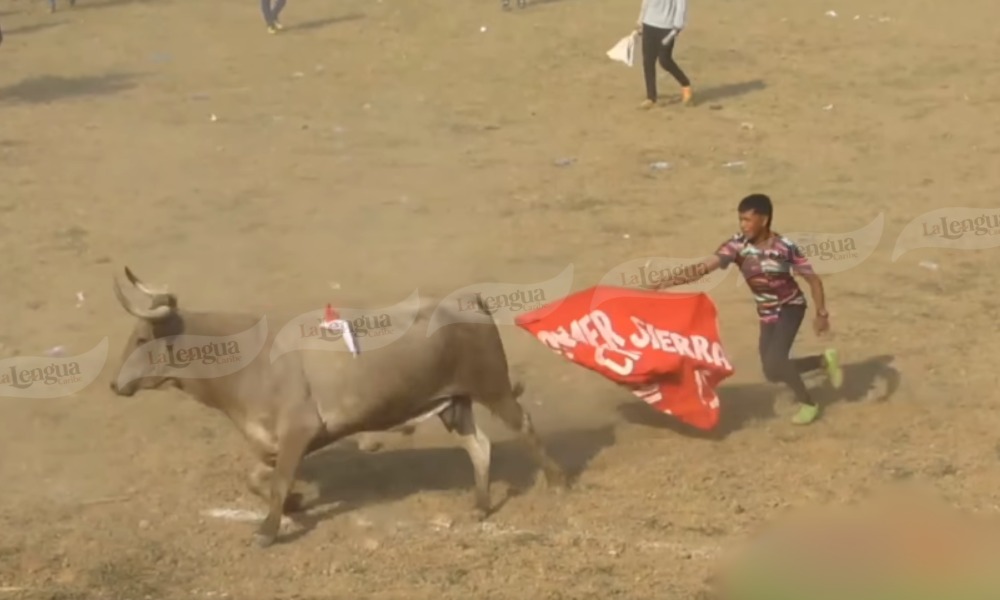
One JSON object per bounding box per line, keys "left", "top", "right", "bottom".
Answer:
{"left": 109, "top": 266, "right": 183, "bottom": 397}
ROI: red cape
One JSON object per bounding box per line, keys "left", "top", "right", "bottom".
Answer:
{"left": 515, "top": 286, "right": 734, "bottom": 430}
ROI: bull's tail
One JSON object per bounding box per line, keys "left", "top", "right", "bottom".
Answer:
{"left": 473, "top": 291, "right": 524, "bottom": 401}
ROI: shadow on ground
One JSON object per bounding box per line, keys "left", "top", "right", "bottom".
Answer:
{"left": 616, "top": 354, "right": 901, "bottom": 438}
{"left": 0, "top": 72, "right": 142, "bottom": 104}
{"left": 695, "top": 79, "right": 767, "bottom": 105}
{"left": 71, "top": 0, "right": 162, "bottom": 12}
{"left": 4, "top": 21, "right": 66, "bottom": 36}
{"left": 282, "top": 425, "right": 616, "bottom": 542}
{"left": 284, "top": 13, "right": 365, "bottom": 33}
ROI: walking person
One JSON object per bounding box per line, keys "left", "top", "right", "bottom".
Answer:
{"left": 48, "top": 0, "right": 77, "bottom": 13}
{"left": 261, "top": 0, "right": 289, "bottom": 33}
{"left": 636, "top": 0, "right": 692, "bottom": 109}
{"left": 644, "top": 194, "right": 844, "bottom": 425}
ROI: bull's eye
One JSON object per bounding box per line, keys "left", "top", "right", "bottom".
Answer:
{"left": 135, "top": 337, "right": 149, "bottom": 346}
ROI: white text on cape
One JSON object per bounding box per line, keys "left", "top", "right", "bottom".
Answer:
{"left": 536, "top": 310, "right": 732, "bottom": 376}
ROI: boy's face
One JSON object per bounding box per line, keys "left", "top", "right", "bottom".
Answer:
{"left": 739, "top": 210, "right": 769, "bottom": 240}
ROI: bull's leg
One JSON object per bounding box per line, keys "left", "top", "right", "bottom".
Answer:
{"left": 492, "top": 392, "right": 567, "bottom": 490}
{"left": 246, "top": 462, "right": 313, "bottom": 513}
{"left": 247, "top": 462, "right": 271, "bottom": 499}
{"left": 439, "top": 398, "right": 492, "bottom": 516}
{"left": 254, "top": 417, "right": 321, "bottom": 547}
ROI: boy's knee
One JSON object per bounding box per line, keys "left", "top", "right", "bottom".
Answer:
{"left": 761, "top": 356, "right": 787, "bottom": 383}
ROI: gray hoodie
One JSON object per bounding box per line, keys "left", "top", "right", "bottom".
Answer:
{"left": 639, "top": 0, "right": 687, "bottom": 30}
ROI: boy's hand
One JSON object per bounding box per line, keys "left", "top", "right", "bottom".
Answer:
{"left": 813, "top": 311, "right": 830, "bottom": 335}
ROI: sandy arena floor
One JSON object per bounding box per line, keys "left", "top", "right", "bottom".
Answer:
{"left": 2, "top": 0, "right": 1000, "bottom": 597}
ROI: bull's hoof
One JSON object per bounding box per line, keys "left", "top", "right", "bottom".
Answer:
{"left": 537, "top": 469, "right": 568, "bottom": 494}
{"left": 472, "top": 494, "right": 493, "bottom": 521}
{"left": 285, "top": 481, "right": 319, "bottom": 513}
{"left": 283, "top": 492, "right": 305, "bottom": 514}
{"left": 545, "top": 468, "right": 569, "bottom": 490}
{"left": 253, "top": 532, "right": 276, "bottom": 548}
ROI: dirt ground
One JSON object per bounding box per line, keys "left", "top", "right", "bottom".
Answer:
{"left": 2, "top": 0, "right": 1000, "bottom": 597}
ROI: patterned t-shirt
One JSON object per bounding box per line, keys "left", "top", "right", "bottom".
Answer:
{"left": 715, "top": 232, "right": 814, "bottom": 322}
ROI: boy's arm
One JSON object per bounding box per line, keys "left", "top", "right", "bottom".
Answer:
{"left": 789, "top": 242, "right": 831, "bottom": 333}
{"left": 799, "top": 272, "right": 828, "bottom": 316}
{"left": 788, "top": 243, "right": 827, "bottom": 316}
{"left": 641, "top": 237, "right": 736, "bottom": 291}
{"left": 642, "top": 255, "right": 723, "bottom": 290}
{"left": 800, "top": 271, "right": 830, "bottom": 334}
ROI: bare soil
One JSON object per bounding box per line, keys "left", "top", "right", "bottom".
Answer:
{"left": 2, "top": 0, "right": 1000, "bottom": 598}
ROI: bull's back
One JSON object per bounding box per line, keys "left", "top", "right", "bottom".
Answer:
{"left": 297, "top": 295, "right": 513, "bottom": 420}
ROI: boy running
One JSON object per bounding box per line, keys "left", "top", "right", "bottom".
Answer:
{"left": 646, "top": 193, "right": 843, "bottom": 424}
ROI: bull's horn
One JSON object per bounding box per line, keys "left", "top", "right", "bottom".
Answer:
{"left": 113, "top": 277, "right": 173, "bottom": 320}
{"left": 124, "top": 266, "right": 169, "bottom": 297}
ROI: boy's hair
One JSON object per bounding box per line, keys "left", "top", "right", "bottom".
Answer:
{"left": 738, "top": 193, "right": 773, "bottom": 228}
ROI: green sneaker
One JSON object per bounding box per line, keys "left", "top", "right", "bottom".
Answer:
{"left": 823, "top": 348, "right": 843, "bottom": 389}
{"left": 792, "top": 403, "right": 820, "bottom": 425}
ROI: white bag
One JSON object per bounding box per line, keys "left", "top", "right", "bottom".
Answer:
{"left": 606, "top": 32, "right": 637, "bottom": 67}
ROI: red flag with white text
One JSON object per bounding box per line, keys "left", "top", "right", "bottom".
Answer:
{"left": 514, "top": 286, "right": 735, "bottom": 430}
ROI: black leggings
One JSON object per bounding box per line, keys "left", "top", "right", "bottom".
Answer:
{"left": 641, "top": 24, "right": 691, "bottom": 102}
{"left": 759, "top": 304, "right": 823, "bottom": 406}
{"left": 261, "top": 0, "right": 287, "bottom": 25}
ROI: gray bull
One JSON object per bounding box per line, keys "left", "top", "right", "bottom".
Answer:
{"left": 109, "top": 267, "right": 567, "bottom": 547}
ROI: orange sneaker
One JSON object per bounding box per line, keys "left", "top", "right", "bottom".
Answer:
{"left": 681, "top": 86, "right": 693, "bottom": 105}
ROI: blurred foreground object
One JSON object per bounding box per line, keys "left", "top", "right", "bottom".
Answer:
{"left": 711, "top": 489, "right": 1000, "bottom": 600}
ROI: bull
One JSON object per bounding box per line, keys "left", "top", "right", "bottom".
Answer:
{"left": 109, "top": 266, "right": 567, "bottom": 547}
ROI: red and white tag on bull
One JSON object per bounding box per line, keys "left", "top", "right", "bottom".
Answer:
{"left": 320, "top": 304, "right": 360, "bottom": 357}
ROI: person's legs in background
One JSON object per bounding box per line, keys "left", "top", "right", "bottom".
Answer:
{"left": 640, "top": 23, "right": 667, "bottom": 109}
{"left": 658, "top": 32, "right": 693, "bottom": 104}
